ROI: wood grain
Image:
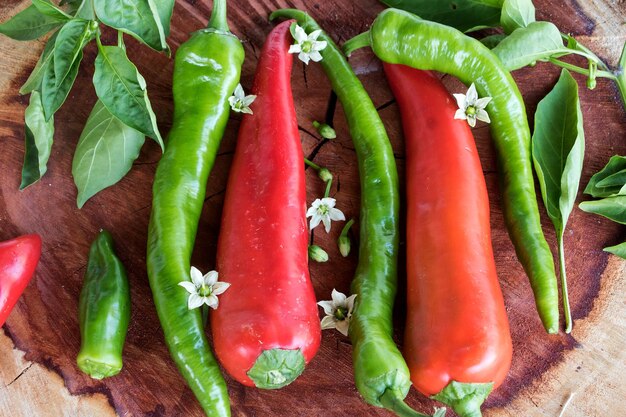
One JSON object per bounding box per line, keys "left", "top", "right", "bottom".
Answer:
{"left": 0, "top": 0, "right": 625, "bottom": 416}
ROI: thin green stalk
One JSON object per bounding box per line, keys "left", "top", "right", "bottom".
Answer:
{"left": 615, "top": 41, "right": 626, "bottom": 113}
{"left": 558, "top": 234, "right": 572, "bottom": 334}
{"left": 208, "top": 0, "right": 229, "bottom": 32}
{"left": 340, "top": 218, "right": 355, "bottom": 238}
{"left": 324, "top": 177, "right": 332, "bottom": 198}
{"left": 343, "top": 30, "right": 371, "bottom": 56}
{"left": 561, "top": 33, "right": 609, "bottom": 71}
{"left": 548, "top": 58, "right": 616, "bottom": 80}
{"left": 379, "top": 389, "right": 438, "bottom": 417}
{"left": 304, "top": 158, "right": 321, "bottom": 171}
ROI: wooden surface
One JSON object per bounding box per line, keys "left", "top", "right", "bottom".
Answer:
{"left": 1, "top": 0, "right": 625, "bottom": 416}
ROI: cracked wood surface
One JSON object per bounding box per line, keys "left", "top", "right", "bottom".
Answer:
{"left": 0, "top": 0, "right": 625, "bottom": 416}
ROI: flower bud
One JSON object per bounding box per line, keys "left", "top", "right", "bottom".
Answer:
{"left": 313, "top": 121, "right": 337, "bottom": 140}
{"left": 338, "top": 235, "right": 351, "bottom": 257}
{"left": 318, "top": 168, "right": 333, "bottom": 182}
{"left": 308, "top": 245, "right": 329, "bottom": 262}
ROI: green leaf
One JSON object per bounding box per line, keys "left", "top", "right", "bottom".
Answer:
{"left": 152, "top": 0, "right": 175, "bottom": 37}
{"left": 532, "top": 69, "right": 585, "bottom": 236}
{"left": 480, "top": 33, "right": 507, "bottom": 49}
{"left": 584, "top": 155, "right": 626, "bottom": 198}
{"left": 20, "top": 91, "right": 55, "bottom": 189}
{"left": 532, "top": 69, "right": 584, "bottom": 334}
{"left": 74, "top": 0, "right": 95, "bottom": 19}
{"left": 53, "top": 19, "right": 97, "bottom": 86}
{"left": 579, "top": 196, "right": 626, "bottom": 225}
{"left": 501, "top": 0, "right": 536, "bottom": 34}
{"left": 493, "top": 21, "right": 569, "bottom": 71}
{"left": 19, "top": 30, "right": 59, "bottom": 95}
{"left": 378, "top": 0, "right": 503, "bottom": 33}
{"left": 41, "top": 51, "right": 83, "bottom": 120}
{"left": 32, "top": 0, "right": 72, "bottom": 21}
{"left": 72, "top": 100, "right": 145, "bottom": 208}
{"left": 604, "top": 242, "right": 626, "bottom": 259}
{"left": 94, "top": 0, "right": 168, "bottom": 51}
{"left": 93, "top": 45, "right": 163, "bottom": 149}
{"left": 0, "top": 4, "right": 63, "bottom": 40}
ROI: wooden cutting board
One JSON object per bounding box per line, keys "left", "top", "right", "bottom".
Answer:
{"left": 1, "top": 0, "right": 624, "bottom": 416}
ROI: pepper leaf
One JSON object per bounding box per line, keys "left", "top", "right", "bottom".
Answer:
{"left": 72, "top": 100, "right": 145, "bottom": 208}
{"left": 378, "top": 0, "right": 503, "bottom": 33}
{"left": 32, "top": 0, "right": 73, "bottom": 21}
{"left": 19, "top": 30, "right": 59, "bottom": 95}
{"left": 579, "top": 196, "right": 626, "bottom": 225}
{"left": 532, "top": 69, "right": 584, "bottom": 334}
{"left": 500, "top": 0, "right": 536, "bottom": 34}
{"left": 41, "top": 51, "right": 83, "bottom": 120}
{"left": 604, "top": 242, "right": 626, "bottom": 260}
{"left": 583, "top": 156, "right": 626, "bottom": 198}
{"left": 21, "top": 91, "right": 55, "bottom": 189}
{"left": 93, "top": 45, "right": 164, "bottom": 149}
{"left": 53, "top": 19, "right": 97, "bottom": 86}
{"left": 492, "top": 21, "right": 569, "bottom": 71}
{"left": 74, "top": 0, "right": 95, "bottom": 19}
{"left": 94, "top": 0, "right": 168, "bottom": 51}
{"left": 0, "top": 4, "right": 63, "bottom": 41}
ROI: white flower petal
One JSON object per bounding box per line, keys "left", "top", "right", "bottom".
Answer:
{"left": 206, "top": 295, "right": 219, "bottom": 309}
{"left": 306, "top": 205, "right": 318, "bottom": 217}
{"left": 476, "top": 109, "right": 491, "bottom": 124}
{"left": 317, "top": 300, "right": 335, "bottom": 316}
{"left": 320, "top": 197, "right": 336, "bottom": 208}
{"left": 204, "top": 270, "right": 219, "bottom": 286}
{"left": 475, "top": 96, "right": 492, "bottom": 109}
{"left": 241, "top": 107, "right": 253, "bottom": 115}
{"left": 467, "top": 115, "right": 477, "bottom": 128}
{"left": 335, "top": 319, "right": 350, "bottom": 336}
{"left": 188, "top": 293, "right": 204, "bottom": 310}
{"left": 320, "top": 315, "right": 337, "bottom": 330}
{"left": 288, "top": 44, "right": 302, "bottom": 54}
{"left": 309, "top": 50, "right": 323, "bottom": 62}
{"left": 298, "top": 51, "right": 311, "bottom": 65}
{"left": 178, "top": 281, "right": 197, "bottom": 294}
{"left": 243, "top": 95, "right": 257, "bottom": 107}
{"left": 466, "top": 83, "right": 478, "bottom": 105}
{"left": 453, "top": 93, "right": 466, "bottom": 110}
{"left": 234, "top": 84, "right": 245, "bottom": 100}
{"left": 294, "top": 25, "right": 308, "bottom": 43}
{"left": 309, "top": 214, "right": 322, "bottom": 230}
{"left": 308, "top": 29, "right": 323, "bottom": 41}
{"left": 190, "top": 267, "right": 204, "bottom": 287}
{"left": 331, "top": 288, "right": 347, "bottom": 305}
{"left": 322, "top": 215, "right": 332, "bottom": 233}
{"left": 312, "top": 40, "right": 327, "bottom": 51}
{"left": 345, "top": 294, "right": 357, "bottom": 312}
{"left": 454, "top": 109, "right": 468, "bottom": 120}
{"left": 228, "top": 95, "right": 238, "bottom": 108}
{"left": 328, "top": 207, "right": 345, "bottom": 222}
{"left": 212, "top": 281, "right": 231, "bottom": 296}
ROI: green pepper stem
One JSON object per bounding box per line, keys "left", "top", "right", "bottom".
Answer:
{"left": 304, "top": 157, "right": 322, "bottom": 171}
{"left": 560, "top": 33, "right": 609, "bottom": 71}
{"left": 208, "top": 0, "right": 229, "bottom": 32}
{"left": 343, "top": 31, "right": 372, "bottom": 57}
{"left": 557, "top": 233, "right": 572, "bottom": 333}
{"left": 324, "top": 177, "right": 333, "bottom": 198}
{"left": 379, "top": 389, "right": 436, "bottom": 417}
{"left": 547, "top": 58, "right": 616, "bottom": 80}
{"left": 340, "top": 218, "right": 355, "bottom": 238}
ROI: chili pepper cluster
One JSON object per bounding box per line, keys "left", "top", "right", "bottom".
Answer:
{"left": 1, "top": 1, "right": 624, "bottom": 416}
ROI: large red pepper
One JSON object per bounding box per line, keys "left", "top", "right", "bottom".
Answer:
{"left": 211, "top": 20, "right": 320, "bottom": 389}
{"left": 384, "top": 64, "right": 512, "bottom": 417}
{"left": 0, "top": 234, "right": 42, "bottom": 327}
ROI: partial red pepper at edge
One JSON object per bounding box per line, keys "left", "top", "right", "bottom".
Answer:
{"left": 0, "top": 234, "right": 42, "bottom": 327}
{"left": 210, "top": 20, "right": 321, "bottom": 389}
{"left": 384, "top": 64, "right": 512, "bottom": 416}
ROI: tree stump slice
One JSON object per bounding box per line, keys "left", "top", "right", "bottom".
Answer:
{"left": 0, "top": 1, "right": 624, "bottom": 416}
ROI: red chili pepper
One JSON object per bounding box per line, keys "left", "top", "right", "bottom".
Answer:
{"left": 0, "top": 234, "right": 42, "bottom": 327}
{"left": 384, "top": 64, "right": 512, "bottom": 416}
{"left": 210, "top": 20, "right": 321, "bottom": 389}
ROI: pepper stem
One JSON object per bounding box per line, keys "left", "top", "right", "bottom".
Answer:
{"left": 208, "top": 0, "right": 229, "bottom": 32}
{"left": 379, "top": 389, "right": 443, "bottom": 417}
{"left": 342, "top": 31, "right": 372, "bottom": 57}
{"left": 247, "top": 348, "right": 305, "bottom": 389}
{"left": 431, "top": 380, "right": 493, "bottom": 417}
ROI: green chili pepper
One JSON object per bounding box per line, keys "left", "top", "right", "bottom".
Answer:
{"left": 270, "top": 9, "right": 436, "bottom": 417}
{"left": 77, "top": 230, "right": 130, "bottom": 380}
{"left": 344, "top": 8, "right": 560, "bottom": 334}
{"left": 146, "top": 0, "right": 243, "bottom": 415}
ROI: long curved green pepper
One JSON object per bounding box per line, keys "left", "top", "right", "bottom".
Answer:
{"left": 146, "top": 0, "right": 243, "bottom": 415}
{"left": 270, "top": 9, "right": 436, "bottom": 417}
{"left": 77, "top": 230, "right": 130, "bottom": 380}
{"left": 344, "top": 8, "right": 560, "bottom": 334}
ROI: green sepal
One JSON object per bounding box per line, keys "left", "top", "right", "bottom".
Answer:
{"left": 431, "top": 380, "right": 493, "bottom": 417}
{"left": 247, "top": 348, "right": 305, "bottom": 389}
